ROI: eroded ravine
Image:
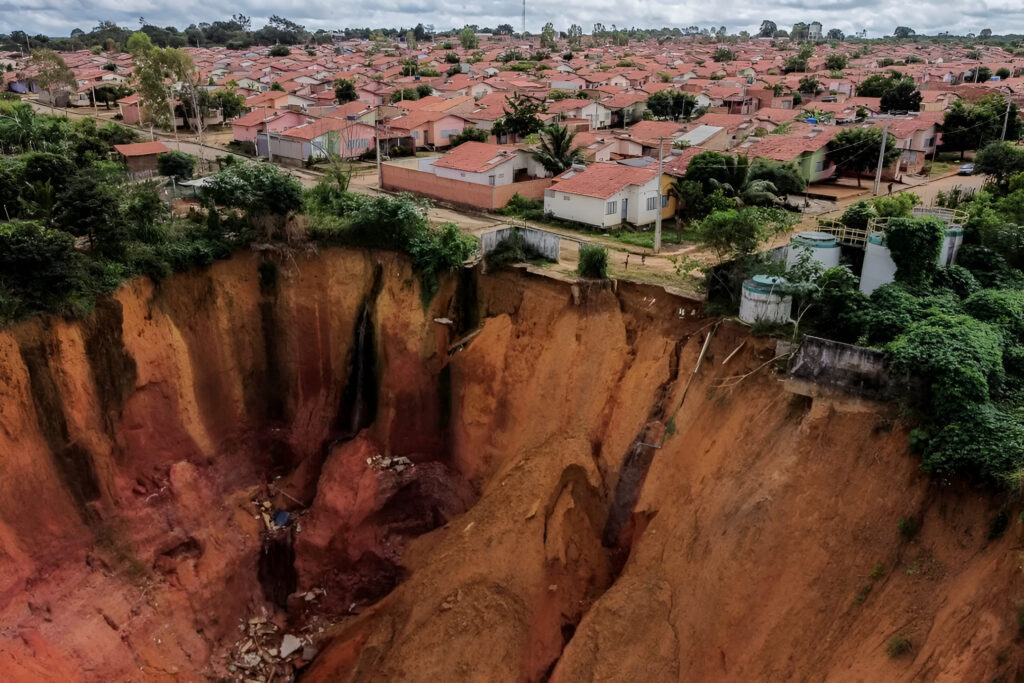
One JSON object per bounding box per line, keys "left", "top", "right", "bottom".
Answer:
{"left": 0, "top": 248, "right": 1021, "bottom": 682}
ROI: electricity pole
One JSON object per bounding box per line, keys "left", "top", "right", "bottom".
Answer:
{"left": 265, "top": 117, "right": 273, "bottom": 163}
{"left": 654, "top": 136, "right": 666, "bottom": 254}
{"left": 873, "top": 118, "right": 889, "bottom": 196}
{"left": 1001, "top": 98, "right": 1012, "bottom": 141}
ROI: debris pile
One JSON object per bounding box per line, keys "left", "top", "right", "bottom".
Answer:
{"left": 224, "top": 610, "right": 321, "bottom": 682}
{"left": 366, "top": 454, "right": 414, "bottom": 473}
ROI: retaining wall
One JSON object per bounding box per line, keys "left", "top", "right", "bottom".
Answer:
{"left": 481, "top": 227, "right": 563, "bottom": 261}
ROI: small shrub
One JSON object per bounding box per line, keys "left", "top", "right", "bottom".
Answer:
{"left": 869, "top": 562, "right": 885, "bottom": 580}
{"left": 897, "top": 516, "right": 918, "bottom": 540}
{"left": 988, "top": 511, "right": 1009, "bottom": 540}
{"left": 853, "top": 584, "right": 872, "bottom": 605}
{"left": 886, "top": 635, "right": 912, "bottom": 657}
{"left": 577, "top": 244, "right": 608, "bottom": 279}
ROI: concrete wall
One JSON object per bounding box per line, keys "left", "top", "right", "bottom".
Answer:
{"left": 788, "top": 336, "right": 892, "bottom": 398}
{"left": 381, "top": 164, "right": 552, "bottom": 210}
{"left": 480, "top": 227, "right": 562, "bottom": 261}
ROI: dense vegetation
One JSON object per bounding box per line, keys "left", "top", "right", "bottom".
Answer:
{"left": 778, "top": 156, "right": 1024, "bottom": 484}
{"left": 303, "top": 166, "right": 477, "bottom": 302}
{"left": 0, "top": 103, "right": 248, "bottom": 324}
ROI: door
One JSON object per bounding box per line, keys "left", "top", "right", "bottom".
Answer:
{"left": 621, "top": 198, "right": 628, "bottom": 221}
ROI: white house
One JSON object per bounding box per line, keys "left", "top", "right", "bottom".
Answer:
{"left": 426, "top": 141, "right": 548, "bottom": 186}
{"left": 543, "top": 163, "right": 664, "bottom": 229}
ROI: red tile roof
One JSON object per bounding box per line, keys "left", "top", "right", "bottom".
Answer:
{"left": 432, "top": 141, "right": 521, "bottom": 173}
{"left": 114, "top": 141, "right": 170, "bottom": 157}
{"left": 550, "top": 163, "right": 658, "bottom": 199}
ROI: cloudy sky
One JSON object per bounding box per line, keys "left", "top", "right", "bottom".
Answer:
{"left": 1, "top": 0, "right": 1021, "bottom": 38}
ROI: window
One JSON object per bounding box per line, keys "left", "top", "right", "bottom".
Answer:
{"left": 606, "top": 201, "right": 617, "bottom": 215}
{"left": 646, "top": 196, "right": 658, "bottom": 211}
{"left": 814, "top": 159, "right": 825, "bottom": 172}
{"left": 346, "top": 138, "right": 368, "bottom": 150}
{"left": 411, "top": 130, "right": 420, "bottom": 139}
{"left": 662, "top": 194, "right": 670, "bottom": 208}
{"left": 488, "top": 175, "right": 495, "bottom": 186}
{"left": 440, "top": 128, "right": 459, "bottom": 138}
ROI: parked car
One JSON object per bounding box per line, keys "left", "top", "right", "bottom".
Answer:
{"left": 958, "top": 163, "right": 976, "bottom": 175}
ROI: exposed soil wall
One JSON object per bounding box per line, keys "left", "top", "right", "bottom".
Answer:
{"left": 0, "top": 249, "right": 1020, "bottom": 681}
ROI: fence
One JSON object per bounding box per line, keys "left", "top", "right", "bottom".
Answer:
{"left": 480, "top": 226, "right": 563, "bottom": 261}
{"left": 381, "top": 164, "right": 552, "bottom": 211}
{"left": 788, "top": 335, "right": 893, "bottom": 398}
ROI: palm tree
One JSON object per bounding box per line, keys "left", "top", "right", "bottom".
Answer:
{"left": 531, "top": 123, "right": 584, "bottom": 176}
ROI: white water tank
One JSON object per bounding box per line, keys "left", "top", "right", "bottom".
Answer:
{"left": 940, "top": 226, "right": 964, "bottom": 266}
{"left": 786, "top": 231, "right": 842, "bottom": 270}
{"left": 860, "top": 226, "right": 965, "bottom": 295}
{"left": 739, "top": 275, "right": 792, "bottom": 325}
{"left": 859, "top": 232, "right": 897, "bottom": 295}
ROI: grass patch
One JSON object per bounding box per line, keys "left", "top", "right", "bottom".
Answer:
{"left": 886, "top": 635, "right": 912, "bottom": 657}
{"left": 897, "top": 516, "right": 919, "bottom": 540}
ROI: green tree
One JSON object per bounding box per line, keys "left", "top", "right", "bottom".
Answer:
{"left": 713, "top": 47, "right": 735, "bottom": 62}
{"left": 974, "top": 142, "right": 1024, "bottom": 186}
{"left": 31, "top": 48, "right": 76, "bottom": 111}
{"left": 758, "top": 20, "right": 777, "bottom": 38}
{"left": 578, "top": 244, "right": 608, "bottom": 278}
{"left": 269, "top": 44, "right": 290, "bottom": 56}
{"left": 893, "top": 26, "right": 915, "bottom": 39}
{"left": 202, "top": 163, "right": 302, "bottom": 238}
{"left": 449, "top": 127, "right": 489, "bottom": 145}
{"left": 880, "top": 77, "right": 922, "bottom": 111}
{"left": 828, "top": 126, "right": 900, "bottom": 187}
{"left": 942, "top": 94, "right": 1021, "bottom": 158}
{"left": 798, "top": 75, "right": 821, "bottom": 94}
{"left": 646, "top": 90, "right": 698, "bottom": 121}
{"left": 824, "top": 53, "right": 848, "bottom": 71}
{"left": 694, "top": 206, "right": 795, "bottom": 261}
{"left": 334, "top": 78, "right": 358, "bottom": 103}
{"left": 540, "top": 22, "right": 557, "bottom": 50}
{"left": 493, "top": 93, "right": 545, "bottom": 138}
{"left": 566, "top": 24, "right": 583, "bottom": 49}
{"left": 996, "top": 67, "right": 1011, "bottom": 80}
{"left": 211, "top": 89, "right": 245, "bottom": 119}
{"left": 54, "top": 165, "right": 127, "bottom": 256}
{"left": 0, "top": 220, "right": 84, "bottom": 317}
{"left": 884, "top": 216, "right": 945, "bottom": 285}
{"left": 459, "top": 26, "right": 479, "bottom": 50}
{"left": 531, "top": 123, "right": 583, "bottom": 175}
{"left": 157, "top": 150, "right": 196, "bottom": 181}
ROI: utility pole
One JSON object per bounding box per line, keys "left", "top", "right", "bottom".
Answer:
{"left": 873, "top": 118, "right": 889, "bottom": 196}
{"left": 1001, "top": 97, "right": 1012, "bottom": 141}
{"left": 522, "top": 0, "right": 526, "bottom": 37}
{"left": 654, "top": 136, "right": 666, "bottom": 254}
{"left": 168, "top": 93, "right": 180, "bottom": 151}
{"left": 265, "top": 117, "right": 273, "bottom": 163}
{"left": 375, "top": 113, "right": 382, "bottom": 189}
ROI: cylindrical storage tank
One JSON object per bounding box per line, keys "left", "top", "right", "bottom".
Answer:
{"left": 940, "top": 226, "right": 964, "bottom": 266}
{"left": 739, "top": 275, "right": 792, "bottom": 325}
{"left": 859, "top": 232, "right": 897, "bottom": 295}
{"left": 785, "top": 231, "right": 841, "bottom": 270}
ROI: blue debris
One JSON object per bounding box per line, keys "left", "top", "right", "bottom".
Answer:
{"left": 273, "top": 509, "right": 290, "bottom": 526}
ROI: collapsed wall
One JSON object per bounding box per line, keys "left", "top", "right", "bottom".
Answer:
{"left": 0, "top": 249, "right": 1019, "bottom": 682}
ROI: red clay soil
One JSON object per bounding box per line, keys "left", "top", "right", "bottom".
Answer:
{"left": 0, "top": 249, "right": 1021, "bottom": 681}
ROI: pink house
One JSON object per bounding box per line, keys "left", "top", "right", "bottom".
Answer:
{"left": 231, "top": 108, "right": 309, "bottom": 144}
{"left": 387, "top": 110, "right": 472, "bottom": 149}
{"left": 117, "top": 94, "right": 140, "bottom": 125}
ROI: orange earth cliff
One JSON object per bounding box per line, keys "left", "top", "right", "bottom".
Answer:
{"left": 0, "top": 247, "right": 1021, "bottom": 682}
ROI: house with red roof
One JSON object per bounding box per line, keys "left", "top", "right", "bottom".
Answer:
{"left": 114, "top": 141, "right": 170, "bottom": 179}
{"left": 543, "top": 162, "right": 664, "bottom": 228}
{"left": 380, "top": 141, "right": 553, "bottom": 210}
{"left": 741, "top": 123, "right": 841, "bottom": 183}
{"left": 259, "top": 117, "right": 376, "bottom": 164}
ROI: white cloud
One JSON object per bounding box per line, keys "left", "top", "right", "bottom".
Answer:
{"left": 0, "top": 0, "right": 1016, "bottom": 37}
